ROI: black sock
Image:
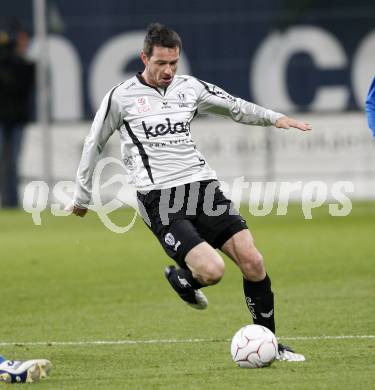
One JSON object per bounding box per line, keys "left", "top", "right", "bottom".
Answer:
{"left": 243, "top": 274, "right": 275, "bottom": 334}
{"left": 172, "top": 267, "right": 205, "bottom": 290}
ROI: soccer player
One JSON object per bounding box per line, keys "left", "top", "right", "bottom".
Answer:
{"left": 71, "top": 23, "right": 311, "bottom": 361}
{"left": 365, "top": 76, "right": 375, "bottom": 137}
{"left": 0, "top": 355, "right": 52, "bottom": 383}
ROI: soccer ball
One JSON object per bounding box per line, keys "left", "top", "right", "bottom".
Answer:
{"left": 230, "top": 324, "right": 278, "bottom": 368}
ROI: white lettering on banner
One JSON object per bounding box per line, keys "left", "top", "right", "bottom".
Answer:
{"left": 28, "top": 27, "right": 375, "bottom": 119}
{"left": 28, "top": 35, "right": 83, "bottom": 120}
{"left": 89, "top": 31, "right": 191, "bottom": 110}
{"left": 251, "top": 26, "right": 348, "bottom": 112}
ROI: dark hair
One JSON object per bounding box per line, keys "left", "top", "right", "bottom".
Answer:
{"left": 143, "top": 23, "right": 182, "bottom": 58}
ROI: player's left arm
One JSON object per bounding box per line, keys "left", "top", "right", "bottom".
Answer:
{"left": 194, "top": 79, "right": 311, "bottom": 131}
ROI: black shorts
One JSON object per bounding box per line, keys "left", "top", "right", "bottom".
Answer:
{"left": 137, "top": 180, "right": 248, "bottom": 267}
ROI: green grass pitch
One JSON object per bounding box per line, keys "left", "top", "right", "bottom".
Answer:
{"left": 0, "top": 202, "right": 374, "bottom": 389}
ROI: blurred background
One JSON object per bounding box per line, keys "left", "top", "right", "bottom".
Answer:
{"left": 1, "top": 0, "right": 374, "bottom": 209}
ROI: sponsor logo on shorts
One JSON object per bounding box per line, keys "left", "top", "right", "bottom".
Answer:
{"left": 164, "top": 233, "right": 182, "bottom": 252}
{"left": 165, "top": 232, "right": 175, "bottom": 246}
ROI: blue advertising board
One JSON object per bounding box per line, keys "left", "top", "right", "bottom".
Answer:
{"left": 2, "top": 0, "right": 375, "bottom": 119}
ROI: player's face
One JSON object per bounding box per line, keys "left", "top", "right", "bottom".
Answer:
{"left": 141, "top": 46, "right": 180, "bottom": 88}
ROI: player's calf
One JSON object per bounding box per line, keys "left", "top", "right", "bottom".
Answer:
{"left": 243, "top": 274, "right": 275, "bottom": 333}
{"left": 238, "top": 248, "right": 265, "bottom": 281}
{"left": 221, "top": 230, "right": 274, "bottom": 331}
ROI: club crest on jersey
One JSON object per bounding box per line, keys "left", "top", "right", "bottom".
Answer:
{"left": 142, "top": 118, "right": 190, "bottom": 138}
{"left": 135, "top": 96, "right": 151, "bottom": 113}
{"left": 177, "top": 91, "right": 189, "bottom": 107}
{"left": 177, "top": 91, "right": 186, "bottom": 101}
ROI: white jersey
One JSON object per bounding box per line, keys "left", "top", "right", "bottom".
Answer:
{"left": 73, "top": 73, "right": 284, "bottom": 207}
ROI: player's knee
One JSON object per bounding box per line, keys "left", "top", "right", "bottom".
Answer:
{"left": 200, "top": 258, "right": 225, "bottom": 285}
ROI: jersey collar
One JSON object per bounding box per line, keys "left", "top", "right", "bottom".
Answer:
{"left": 136, "top": 72, "right": 169, "bottom": 96}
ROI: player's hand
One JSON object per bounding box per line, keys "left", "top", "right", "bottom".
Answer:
{"left": 65, "top": 204, "right": 88, "bottom": 217}
{"left": 275, "top": 116, "right": 312, "bottom": 131}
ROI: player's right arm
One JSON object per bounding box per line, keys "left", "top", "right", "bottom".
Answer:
{"left": 365, "top": 76, "right": 375, "bottom": 137}
{"left": 72, "top": 88, "right": 122, "bottom": 217}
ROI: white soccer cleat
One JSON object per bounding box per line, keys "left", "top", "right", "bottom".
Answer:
{"left": 0, "top": 359, "right": 52, "bottom": 383}
{"left": 189, "top": 289, "right": 209, "bottom": 310}
{"left": 277, "top": 343, "right": 306, "bottom": 362}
